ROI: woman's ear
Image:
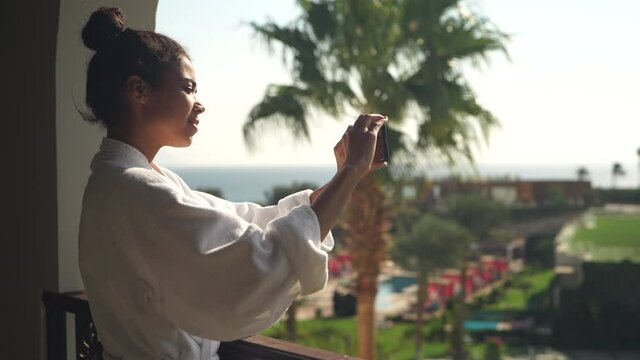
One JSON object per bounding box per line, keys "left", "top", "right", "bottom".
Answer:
{"left": 124, "top": 75, "right": 150, "bottom": 105}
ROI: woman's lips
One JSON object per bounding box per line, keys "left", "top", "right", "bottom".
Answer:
{"left": 188, "top": 118, "right": 199, "bottom": 133}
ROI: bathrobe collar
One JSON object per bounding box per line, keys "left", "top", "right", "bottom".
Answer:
{"left": 91, "top": 137, "right": 153, "bottom": 171}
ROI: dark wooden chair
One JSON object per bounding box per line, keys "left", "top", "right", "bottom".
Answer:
{"left": 41, "top": 291, "right": 357, "bottom": 360}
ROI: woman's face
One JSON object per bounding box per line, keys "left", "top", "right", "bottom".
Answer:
{"left": 145, "top": 55, "right": 205, "bottom": 148}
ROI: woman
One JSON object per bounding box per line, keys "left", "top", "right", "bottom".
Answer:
{"left": 78, "top": 7, "right": 387, "bottom": 360}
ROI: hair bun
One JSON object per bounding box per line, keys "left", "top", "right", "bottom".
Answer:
{"left": 82, "top": 7, "right": 126, "bottom": 51}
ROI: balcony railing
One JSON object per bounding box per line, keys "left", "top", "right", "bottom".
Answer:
{"left": 42, "top": 291, "right": 357, "bottom": 360}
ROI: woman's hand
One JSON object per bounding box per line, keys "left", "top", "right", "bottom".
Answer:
{"left": 311, "top": 114, "right": 389, "bottom": 238}
{"left": 310, "top": 114, "right": 387, "bottom": 239}
{"left": 335, "top": 114, "right": 388, "bottom": 177}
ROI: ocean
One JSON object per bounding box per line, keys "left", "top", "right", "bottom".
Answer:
{"left": 171, "top": 166, "right": 336, "bottom": 203}
{"left": 169, "top": 163, "right": 640, "bottom": 203}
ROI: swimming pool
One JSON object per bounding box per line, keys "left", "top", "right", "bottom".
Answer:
{"left": 375, "top": 276, "right": 416, "bottom": 310}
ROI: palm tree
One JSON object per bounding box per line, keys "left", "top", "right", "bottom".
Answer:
{"left": 576, "top": 166, "right": 589, "bottom": 182}
{"left": 263, "top": 182, "right": 318, "bottom": 205}
{"left": 341, "top": 176, "right": 393, "bottom": 359}
{"left": 264, "top": 182, "right": 319, "bottom": 341}
{"left": 392, "top": 214, "right": 471, "bottom": 360}
{"left": 439, "top": 193, "right": 509, "bottom": 359}
{"left": 612, "top": 162, "right": 626, "bottom": 189}
{"left": 246, "top": 1, "right": 508, "bottom": 358}
{"left": 197, "top": 187, "right": 225, "bottom": 199}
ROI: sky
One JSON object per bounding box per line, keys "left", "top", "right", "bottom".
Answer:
{"left": 155, "top": 0, "right": 640, "bottom": 173}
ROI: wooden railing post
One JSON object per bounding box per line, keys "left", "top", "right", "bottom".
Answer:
{"left": 43, "top": 291, "right": 67, "bottom": 360}
{"left": 75, "top": 309, "right": 92, "bottom": 359}
{"left": 42, "top": 290, "right": 357, "bottom": 360}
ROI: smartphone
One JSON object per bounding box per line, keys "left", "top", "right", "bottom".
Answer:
{"left": 374, "top": 124, "right": 390, "bottom": 163}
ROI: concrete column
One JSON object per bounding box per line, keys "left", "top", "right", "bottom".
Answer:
{"left": 3, "top": 1, "right": 60, "bottom": 359}
{"left": 1, "top": 1, "right": 160, "bottom": 359}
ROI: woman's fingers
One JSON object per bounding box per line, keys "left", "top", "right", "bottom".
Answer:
{"left": 353, "top": 114, "right": 386, "bottom": 131}
{"left": 370, "top": 161, "right": 388, "bottom": 172}
{"left": 336, "top": 114, "right": 388, "bottom": 176}
{"left": 334, "top": 137, "right": 346, "bottom": 153}
{"left": 369, "top": 121, "right": 382, "bottom": 130}
{"left": 333, "top": 125, "right": 352, "bottom": 171}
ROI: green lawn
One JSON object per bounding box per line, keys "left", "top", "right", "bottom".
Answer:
{"left": 260, "top": 269, "right": 555, "bottom": 359}
{"left": 261, "top": 317, "right": 485, "bottom": 359}
{"left": 570, "top": 214, "right": 640, "bottom": 261}
{"left": 483, "top": 269, "right": 555, "bottom": 311}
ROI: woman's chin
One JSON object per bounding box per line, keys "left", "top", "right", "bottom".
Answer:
{"left": 181, "top": 137, "right": 193, "bottom": 147}
{"left": 169, "top": 137, "right": 193, "bottom": 148}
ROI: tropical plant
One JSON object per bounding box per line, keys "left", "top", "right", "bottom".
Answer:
{"left": 245, "top": 0, "right": 509, "bottom": 167}
{"left": 263, "top": 181, "right": 318, "bottom": 205}
{"left": 263, "top": 181, "right": 319, "bottom": 341}
{"left": 246, "top": 1, "right": 508, "bottom": 358}
{"left": 391, "top": 214, "right": 472, "bottom": 360}
{"left": 439, "top": 193, "right": 509, "bottom": 242}
{"left": 438, "top": 192, "right": 509, "bottom": 359}
{"left": 612, "top": 162, "right": 626, "bottom": 189}
{"left": 576, "top": 166, "right": 589, "bottom": 182}
{"left": 483, "top": 338, "right": 503, "bottom": 360}
{"left": 197, "top": 187, "right": 225, "bottom": 199}
{"left": 341, "top": 176, "right": 393, "bottom": 359}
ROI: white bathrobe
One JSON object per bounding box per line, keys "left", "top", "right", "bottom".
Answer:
{"left": 79, "top": 137, "right": 334, "bottom": 360}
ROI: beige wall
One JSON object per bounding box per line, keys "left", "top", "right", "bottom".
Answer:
{"left": 56, "top": 0, "right": 159, "bottom": 292}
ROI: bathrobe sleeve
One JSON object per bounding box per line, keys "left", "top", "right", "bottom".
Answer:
{"left": 138, "top": 186, "right": 333, "bottom": 341}
{"left": 192, "top": 189, "right": 329, "bottom": 232}
{"left": 159, "top": 165, "right": 319, "bottom": 230}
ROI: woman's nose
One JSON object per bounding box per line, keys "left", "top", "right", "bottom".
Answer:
{"left": 194, "top": 101, "right": 205, "bottom": 114}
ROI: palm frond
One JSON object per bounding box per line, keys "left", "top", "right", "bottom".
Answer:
{"left": 248, "top": 0, "right": 507, "bottom": 170}
{"left": 402, "top": 62, "right": 499, "bottom": 163}
{"left": 435, "top": 17, "right": 510, "bottom": 66}
{"left": 250, "top": 22, "right": 325, "bottom": 84}
{"left": 307, "top": 80, "right": 359, "bottom": 117}
{"left": 299, "top": 0, "right": 336, "bottom": 41}
{"left": 243, "top": 85, "right": 311, "bottom": 150}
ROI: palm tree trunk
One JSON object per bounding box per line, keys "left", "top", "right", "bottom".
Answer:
{"left": 356, "top": 276, "right": 377, "bottom": 360}
{"left": 285, "top": 300, "right": 297, "bottom": 342}
{"left": 451, "top": 265, "right": 468, "bottom": 360}
{"left": 415, "top": 273, "right": 427, "bottom": 360}
{"left": 343, "top": 176, "right": 393, "bottom": 360}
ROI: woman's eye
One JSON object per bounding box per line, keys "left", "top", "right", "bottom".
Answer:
{"left": 184, "top": 87, "right": 194, "bottom": 94}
